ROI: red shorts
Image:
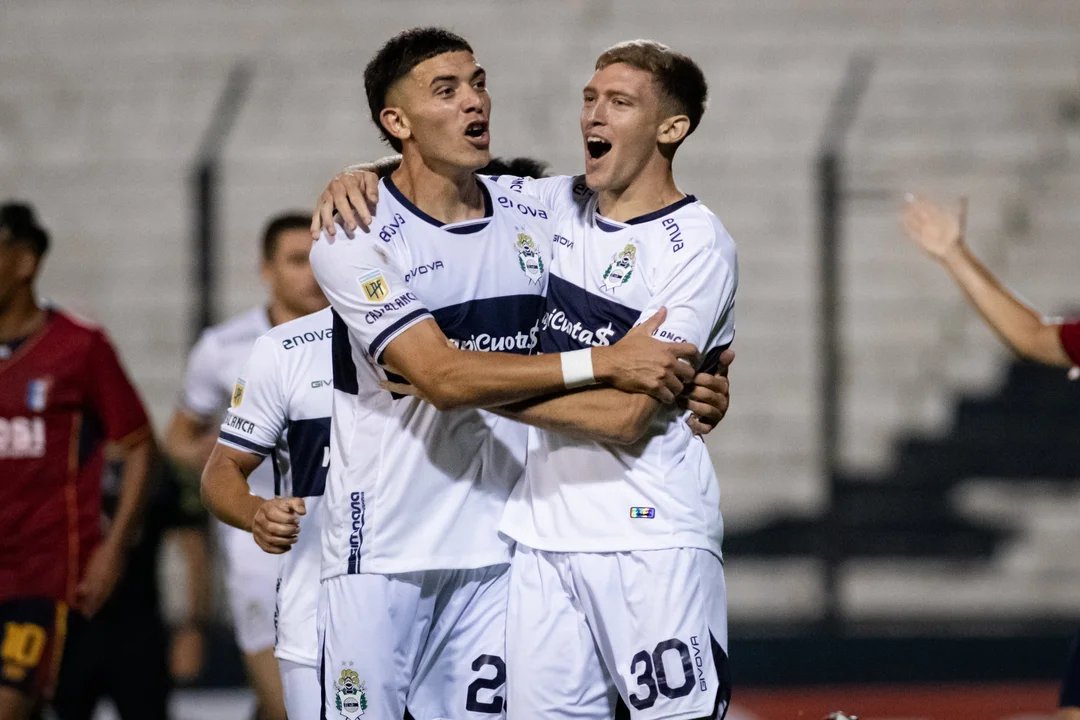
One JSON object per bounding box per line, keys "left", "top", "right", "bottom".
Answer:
{"left": 0, "top": 597, "right": 69, "bottom": 701}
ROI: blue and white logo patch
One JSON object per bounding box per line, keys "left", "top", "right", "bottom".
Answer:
{"left": 26, "top": 378, "right": 50, "bottom": 413}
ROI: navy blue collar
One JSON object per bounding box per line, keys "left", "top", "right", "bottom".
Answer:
{"left": 595, "top": 194, "right": 697, "bottom": 232}
{"left": 384, "top": 175, "right": 493, "bottom": 235}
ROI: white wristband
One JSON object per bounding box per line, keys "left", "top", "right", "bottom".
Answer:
{"left": 561, "top": 348, "right": 596, "bottom": 389}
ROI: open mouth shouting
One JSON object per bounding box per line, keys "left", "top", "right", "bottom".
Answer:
{"left": 586, "top": 135, "right": 612, "bottom": 160}
{"left": 465, "top": 120, "right": 490, "bottom": 148}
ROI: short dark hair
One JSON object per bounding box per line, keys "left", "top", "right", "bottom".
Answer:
{"left": 480, "top": 156, "right": 550, "bottom": 179}
{"left": 0, "top": 202, "right": 49, "bottom": 257}
{"left": 364, "top": 27, "right": 474, "bottom": 151}
{"left": 595, "top": 40, "right": 708, "bottom": 138}
{"left": 261, "top": 213, "right": 310, "bottom": 261}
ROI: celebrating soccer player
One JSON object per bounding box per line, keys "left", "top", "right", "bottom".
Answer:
{"left": 310, "top": 28, "right": 736, "bottom": 720}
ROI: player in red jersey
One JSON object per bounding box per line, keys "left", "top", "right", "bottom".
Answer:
{"left": 902, "top": 195, "right": 1080, "bottom": 720}
{"left": 0, "top": 202, "right": 153, "bottom": 719}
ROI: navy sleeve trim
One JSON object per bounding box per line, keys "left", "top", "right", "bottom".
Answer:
{"left": 368, "top": 308, "right": 432, "bottom": 360}
{"left": 218, "top": 431, "right": 272, "bottom": 456}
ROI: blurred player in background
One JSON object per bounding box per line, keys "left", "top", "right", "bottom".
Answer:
{"left": 164, "top": 212, "right": 326, "bottom": 720}
{"left": 902, "top": 195, "right": 1080, "bottom": 720}
{"left": 201, "top": 306, "right": 333, "bottom": 720}
{"left": 52, "top": 456, "right": 209, "bottom": 720}
{"left": 0, "top": 202, "right": 153, "bottom": 720}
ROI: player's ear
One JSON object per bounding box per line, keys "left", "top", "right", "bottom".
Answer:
{"left": 380, "top": 106, "right": 412, "bottom": 145}
{"left": 657, "top": 114, "right": 690, "bottom": 147}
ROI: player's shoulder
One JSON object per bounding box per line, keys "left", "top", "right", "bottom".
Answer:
{"left": 480, "top": 174, "right": 556, "bottom": 220}
{"left": 45, "top": 307, "right": 110, "bottom": 353}
{"left": 261, "top": 307, "right": 334, "bottom": 354}
{"left": 652, "top": 195, "right": 736, "bottom": 261}
{"left": 198, "top": 306, "right": 271, "bottom": 350}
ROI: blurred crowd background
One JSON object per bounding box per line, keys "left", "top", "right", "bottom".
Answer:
{"left": 3, "top": 1, "right": 1080, "bottom": 717}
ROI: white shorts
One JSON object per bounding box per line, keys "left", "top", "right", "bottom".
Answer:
{"left": 218, "top": 520, "right": 281, "bottom": 654}
{"left": 320, "top": 564, "right": 509, "bottom": 720}
{"left": 280, "top": 658, "right": 320, "bottom": 720}
{"left": 506, "top": 546, "right": 730, "bottom": 720}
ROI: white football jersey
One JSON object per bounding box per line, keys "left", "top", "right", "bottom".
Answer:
{"left": 496, "top": 175, "right": 738, "bottom": 557}
{"left": 217, "top": 307, "right": 333, "bottom": 667}
{"left": 181, "top": 306, "right": 274, "bottom": 499}
{"left": 310, "top": 175, "right": 554, "bottom": 577}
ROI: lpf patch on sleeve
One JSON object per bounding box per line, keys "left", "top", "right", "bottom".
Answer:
{"left": 630, "top": 506, "right": 656, "bottom": 519}
{"left": 230, "top": 379, "right": 245, "bottom": 408}
{"left": 359, "top": 271, "right": 390, "bottom": 302}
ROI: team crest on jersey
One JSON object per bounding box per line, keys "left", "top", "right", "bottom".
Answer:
{"left": 359, "top": 271, "right": 390, "bottom": 302}
{"left": 26, "top": 378, "right": 50, "bottom": 412}
{"left": 515, "top": 230, "right": 545, "bottom": 283}
{"left": 230, "top": 379, "right": 245, "bottom": 408}
{"left": 334, "top": 666, "right": 368, "bottom": 718}
{"left": 600, "top": 243, "right": 637, "bottom": 292}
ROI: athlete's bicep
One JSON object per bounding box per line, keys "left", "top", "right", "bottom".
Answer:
{"left": 379, "top": 317, "right": 457, "bottom": 380}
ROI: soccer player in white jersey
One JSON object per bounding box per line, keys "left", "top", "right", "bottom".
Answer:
{"left": 200, "top": 307, "right": 333, "bottom": 720}
{"left": 165, "top": 213, "right": 327, "bottom": 720}
{"left": 309, "top": 28, "right": 714, "bottom": 720}
{"left": 314, "top": 38, "right": 737, "bottom": 720}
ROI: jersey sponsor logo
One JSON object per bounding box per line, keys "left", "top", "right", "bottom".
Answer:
{"left": 539, "top": 308, "right": 616, "bottom": 347}
{"left": 334, "top": 665, "right": 368, "bottom": 717}
{"left": 553, "top": 233, "right": 573, "bottom": 250}
{"left": 496, "top": 195, "right": 549, "bottom": 219}
{"left": 224, "top": 414, "right": 256, "bottom": 435}
{"left": 347, "top": 490, "right": 366, "bottom": 573}
{"left": 600, "top": 243, "right": 637, "bottom": 292}
{"left": 404, "top": 260, "right": 444, "bottom": 283}
{"left": 281, "top": 327, "right": 332, "bottom": 350}
{"left": 377, "top": 212, "right": 406, "bottom": 243}
{"left": 448, "top": 323, "right": 539, "bottom": 353}
{"left": 364, "top": 292, "right": 418, "bottom": 325}
{"left": 310, "top": 379, "right": 332, "bottom": 389}
{"left": 662, "top": 217, "right": 685, "bottom": 253}
{"left": 630, "top": 506, "right": 656, "bottom": 519}
{"left": 515, "top": 230, "right": 545, "bottom": 284}
{"left": 359, "top": 271, "right": 390, "bottom": 302}
{"left": 0, "top": 416, "right": 46, "bottom": 458}
{"left": 690, "top": 635, "right": 708, "bottom": 691}
{"left": 230, "top": 379, "right": 245, "bottom": 408}
{"left": 25, "top": 378, "right": 50, "bottom": 413}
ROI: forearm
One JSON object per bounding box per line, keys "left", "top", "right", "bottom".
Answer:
{"left": 104, "top": 437, "right": 154, "bottom": 550}
{"left": 346, "top": 155, "right": 401, "bottom": 178}
{"left": 200, "top": 450, "right": 264, "bottom": 532}
{"left": 942, "top": 243, "right": 1070, "bottom": 366}
{"left": 494, "top": 387, "right": 658, "bottom": 445}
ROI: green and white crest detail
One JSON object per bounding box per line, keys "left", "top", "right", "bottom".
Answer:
{"left": 601, "top": 242, "right": 637, "bottom": 292}
{"left": 516, "top": 229, "right": 544, "bottom": 283}
{"left": 334, "top": 666, "right": 368, "bottom": 718}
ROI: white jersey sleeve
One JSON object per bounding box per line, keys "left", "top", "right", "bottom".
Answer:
{"left": 488, "top": 174, "right": 576, "bottom": 211}
{"left": 635, "top": 218, "right": 737, "bottom": 371}
{"left": 309, "top": 223, "right": 433, "bottom": 363}
{"left": 217, "top": 334, "right": 288, "bottom": 457}
{"left": 179, "top": 331, "right": 226, "bottom": 419}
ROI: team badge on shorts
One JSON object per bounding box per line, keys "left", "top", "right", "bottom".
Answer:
{"left": 359, "top": 271, "right": 389, "bottom": 302}
{"left": 515, "top": 230, "right": 545, "bottom": 283}
{"left": 334, "top": 666, "right": 368, "bottom": 718}
{"left": 600, "top": 243, "right": 637, "bottom": 292}
{"left": 230, "top": 379, "right": 245, "bottom": 408}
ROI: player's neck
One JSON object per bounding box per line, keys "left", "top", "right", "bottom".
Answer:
{"left": 391, "top": 155, "right": 485, "bottom": 225}
{"left": 266, "top": 301, "right": 303, "bottom": 328}
{"left": 595, "top": 162, "right": 682, "bottom": 223}
{"left": 0, "top": 289, "right": 45, "bottom": 343}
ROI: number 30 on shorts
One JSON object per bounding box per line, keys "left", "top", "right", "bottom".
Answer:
{"left": 627, "top": 638, "right": 698, "bottom": 711}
